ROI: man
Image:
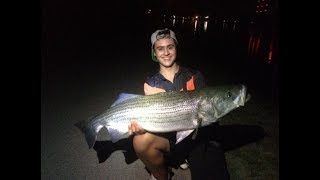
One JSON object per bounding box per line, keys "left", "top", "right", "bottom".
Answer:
{"left": 128, "top": 28, "right": 230, "bottom": 180}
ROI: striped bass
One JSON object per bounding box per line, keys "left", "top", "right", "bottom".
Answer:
{"left": 75, "top": 84, "right": 250, "bottom": 149}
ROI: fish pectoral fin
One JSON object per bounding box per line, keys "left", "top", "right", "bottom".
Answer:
{"left": 198, "top": 99, "right": 217, "bottom": 122}
{"left": 192, "top": 127, "right": 199, "bottom": 140}
{"left": 176, "top": 129, "right": 194, "bottom": 144}
{"left": 191, "top": 118, "right": 202, "bottom": 140}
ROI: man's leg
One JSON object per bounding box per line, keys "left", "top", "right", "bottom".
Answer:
{"left": 188, "top": 142, "right": 230, "bottom": 180}
{"left": 165, "top": 124, "right": 229, "bottom": 180}
{"left": 133, "top": 132, "right": 170, "bottom": 180}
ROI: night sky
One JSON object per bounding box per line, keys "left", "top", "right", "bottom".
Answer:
{"left": 41, "top": 0, "right": 258, "bottom": 19}
{"left": 41, "top": 0, "right": 278, "bottom": 92}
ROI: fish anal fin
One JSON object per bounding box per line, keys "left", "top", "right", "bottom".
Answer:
{"left": 176, "top": 129, "right": 194, "bottom": 144}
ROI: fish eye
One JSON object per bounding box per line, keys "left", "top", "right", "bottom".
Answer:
{"left": 226, "top": 92, "right": 232, "bottom": 98}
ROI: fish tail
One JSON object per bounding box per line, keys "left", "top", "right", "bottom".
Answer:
{"left": 74, "top": 120, "right": 98, "bottom": 149}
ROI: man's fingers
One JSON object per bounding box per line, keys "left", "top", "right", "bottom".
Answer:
{"left": 128, "top": 124, "right": 132, "bottom": 135}
{"left": 129, "top": 120, "right": 146, "bottom": 135}
{"left": 128, "top": 120, "right": 137, "bottom": 135}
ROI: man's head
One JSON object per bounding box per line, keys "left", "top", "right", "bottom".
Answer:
{"left": 150, "top": 28, "right": 178, "bottom": 66}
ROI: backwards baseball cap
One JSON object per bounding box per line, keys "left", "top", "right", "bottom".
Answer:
{"left": 150, "top": 28, "right": 178, "bottom": 62}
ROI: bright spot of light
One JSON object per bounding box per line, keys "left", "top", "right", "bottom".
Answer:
{"left": 194, "top": 19, "right": 198, "bottom": 32}
{"left": 204, "top": 21, "right": 208, "bottom": 32}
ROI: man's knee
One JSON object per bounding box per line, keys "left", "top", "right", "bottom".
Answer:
{"left": 133, "top": 133, "right": 154, "bottom": 154}
{"left": 133, "top": 133, "right": 170, "bottom": 162}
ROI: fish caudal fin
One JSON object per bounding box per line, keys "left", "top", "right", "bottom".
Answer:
{"left": 74, "top": 120, "right": 98, "bottom": 149}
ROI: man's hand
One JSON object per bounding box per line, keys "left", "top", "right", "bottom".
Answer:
{"left": 128, "top": 120, "right": 146, "bottom": 135}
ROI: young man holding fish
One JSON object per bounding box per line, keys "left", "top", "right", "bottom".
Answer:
{"left": 128, "top": 28, "right": 230, "bottom": 180}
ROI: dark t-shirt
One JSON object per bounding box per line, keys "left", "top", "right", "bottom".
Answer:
{"left": 145, "top": 66, "right": 206, "bottom": 92}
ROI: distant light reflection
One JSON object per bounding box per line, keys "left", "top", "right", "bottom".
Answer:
{"left": 222, "top": 20, "right": 227, "bottom": 30}
{"left": 232, "top": 21, "right": 237, "bottom": 31}
{"left": 172, "top": 16, "right": 176, "bottom": 26}
{"left": 152, "top": 13, "right": 276, "bottom": 65}
{"left": 194, "top": 19, "right": 198, "bottom": 32}
{"left": 204, "top": 21, "right": 208, "bottom": 32}
{"left": 204, "top": 16, "right": 209, "bottom": 32}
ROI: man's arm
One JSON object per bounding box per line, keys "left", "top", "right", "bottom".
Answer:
{"left": 143, "top": 82, "right": 166, "bottom": 95}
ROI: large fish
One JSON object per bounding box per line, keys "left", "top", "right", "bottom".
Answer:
{"left": 75, "top": 84, "right": 250, "bottom": 149}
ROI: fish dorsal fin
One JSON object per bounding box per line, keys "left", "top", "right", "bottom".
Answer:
{"left": 111, "top": 93, "right": 143, "bottom": 107}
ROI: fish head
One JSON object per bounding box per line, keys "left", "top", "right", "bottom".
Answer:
{"left": 201, "top": 84, "right": 250, "bottom": 123}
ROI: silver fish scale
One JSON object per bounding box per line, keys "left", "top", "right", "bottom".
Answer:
{"left": 103, "top": 94, "right": 201, "bottom": 132}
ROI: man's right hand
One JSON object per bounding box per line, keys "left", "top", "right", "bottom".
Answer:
{"left": 128, "top": 120, "right": 146, "bottom": 135}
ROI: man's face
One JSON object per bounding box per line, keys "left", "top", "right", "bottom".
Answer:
{"left": 153, "top": 38, "right": 177, "bottom": 68}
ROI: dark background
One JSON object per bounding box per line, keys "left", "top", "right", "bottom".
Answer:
{"left": 41, "top": 1, "right": 280, "bottom": 178}
{"left": 41, "top": 0, "right": 279, "bottom": 98}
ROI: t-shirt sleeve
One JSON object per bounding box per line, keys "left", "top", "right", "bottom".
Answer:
{"left": 194, "top": 70, "right": 206, "bottom": 89}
